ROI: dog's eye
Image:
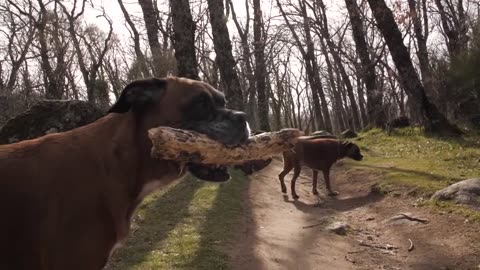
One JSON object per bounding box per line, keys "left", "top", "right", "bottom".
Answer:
{"left": 187, "top": 94, "right": 214, "bottom": 121}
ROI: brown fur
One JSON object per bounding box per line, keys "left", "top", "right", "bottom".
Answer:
{"left": 0, "top": 76, "right": 249, "bottom": 270}
{"left": 278, "top": 137, "right": 363, "bottom": 199}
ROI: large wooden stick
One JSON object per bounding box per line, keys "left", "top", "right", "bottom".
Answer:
{"left": 148, "top": 127, "right": 303, "bottom": 165}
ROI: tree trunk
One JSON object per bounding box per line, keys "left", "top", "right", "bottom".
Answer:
{"left": 301, "top": 1, "right": 331, "bottom": 132}
{"left": 345, "top": 0, "right": 385, "bottom": 127}
{"left": 367, "top": 0, "right": 461, "bottom": 134}
{"left": 59, "top": 0, "right": 113, "bottom": 104}
{"left": 329, "top": 46, "right": 360, "bottom": 130}
{"left": 138, "top": 0, "right": 166, "bottom": 77}
{"left": 117, "top": 0, "right": 150, "bottom": 78}
{"left": 354, "top": 61, "right": 369, "bottom": 125}
{"left": 38, "top": 0, "right": 62, "bottom": 99}
{"left": 228, "top": 0, "right": 257, "bottom": 126}
{"left": 317, "top": 29, "right": 346, "bottom": 133}
{"left": 314, "top": 0, "right": 360, "bottom": 130}
{"left": 253, "top": 0, "right": 271, "bottom": 131}
{"left": 206, "top": 0, "right": 245, "bottom": 111}
{"left": 408, "top": 0, "right": 433, "bottom": 97}
{"left": 434, "top": 0, "right": 468, "bottom": 58}
{"left": 170, "top": 0, "right": 199, "bottom": 80}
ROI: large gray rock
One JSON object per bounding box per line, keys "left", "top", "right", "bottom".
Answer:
{"left": 431, "top": 178, "right": 480, "bottom": 208}
{"left": 0, "top": 95, "right": 36, "bottom": 126}
{"left": 0, "top": 100, "right": 105, "bottom": 145}
{"left": 341, "top": 129, "right": 357, "bottom": 138}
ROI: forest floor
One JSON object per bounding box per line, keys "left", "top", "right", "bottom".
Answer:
{"left": 106, "top": 128, "right": 480, "bottom": 270}
{"left": 228, "top": 158, "right": 480, "bottom": 270}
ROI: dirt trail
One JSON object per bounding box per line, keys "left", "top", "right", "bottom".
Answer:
{"left": 228, "top": 158, "right": 480, "bottom": 270}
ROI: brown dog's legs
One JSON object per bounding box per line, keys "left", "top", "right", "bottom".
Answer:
{"left": 323, "top": 168, "right": 339, "bottom": 196}
{"left": 278, "top": 155, "right": 293, "bottom": 194}
{"left": 312, "top": 170, "right": 319, "bottom": 195}
{"left": 290, "top": 162, "right": 301, "bottom": 199}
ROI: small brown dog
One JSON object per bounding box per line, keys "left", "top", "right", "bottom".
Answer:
{"left": 278, "top": 137, "right": 363, "bottom": 199}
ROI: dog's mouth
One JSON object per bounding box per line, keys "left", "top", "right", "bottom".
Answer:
{"left": 180, "top": 119, "right": 251, "bottom": 182}
{"left": 179, "top": 125, "right": 250, "bottom": 182}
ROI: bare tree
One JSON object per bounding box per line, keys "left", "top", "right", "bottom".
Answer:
{"left": 37, "top": 1, "right": 68, "bottom": 99}
{"left": 367, "top": 0, "right": 460, "bottom": 134}
{"left": 138, "top": 0, "right": 168, "bottom": 77}
{"left": 0, "top": 1, "right": 36, "bottom": 94}
{"left": 408, "top": 0, "right": 434, "bottom": 96}
{"left": 228, "top": 0, "right": 257, "bottom": 127}
{"left": 170, "top": 0, "right": 199, "bottom": 79}
{"left": 277, "top": 0, "right": 331, "bottom": 132}
{"left": 315, "top": 17, "right": 347, "bottom": 132}
{"left": 345, "top": 0, "right": 385, "bottom": 127}
{"left": 117, "top": 0, "right": 150, "bottom": 78}
{"left": 434, "top": 0, "right": 469, "bottom": 58}
{"left": 206, "top": 0, "right": 245, "bottom": 110}
{"left": 58, "top": 0, "right": 113, "bottom": 106}
{"left": 253, "top": 0, "right": 271, "bottom": 131}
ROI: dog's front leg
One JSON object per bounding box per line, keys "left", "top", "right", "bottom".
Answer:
{"left": 312, "top": 170, "right": 319, "bottom": 195}
{"left": 323, "top": 169, "right": 339, "bottom": 196}
{"left": 290, "top": 163, "right": 301, "bottom": 199}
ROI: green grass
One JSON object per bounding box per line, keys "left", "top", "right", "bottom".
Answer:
{"left": 345, "top": 127, "right": 480, "bottom": 218}
{"left": 106, "top": 170, "right": 249, "bottom": 270}
{"left": 421, "top": 199, "right": 480, "bottom": 221}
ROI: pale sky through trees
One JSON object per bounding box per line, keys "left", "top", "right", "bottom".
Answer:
{"left": 2, "top": 0, "right": 478, "bottom": 133}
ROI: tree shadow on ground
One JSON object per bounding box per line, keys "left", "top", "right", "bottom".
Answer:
{"left": 354, "top": 163, "right": 463, "bottom": 183}
{"left": 105, "top": 177, "right": 203, "bottom": 269}
{"left": 187, "top": 169, "right": 262, "bottom": 270}
{"left": 283, "top": 191, "right": 384, "bottom": 213}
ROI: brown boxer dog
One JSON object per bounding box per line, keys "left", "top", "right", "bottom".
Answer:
{"left": 278, "top": 138, "right": 363, "bottom": 199}
{"left": 0, "top": 76, "right": 250, "bottom": 270}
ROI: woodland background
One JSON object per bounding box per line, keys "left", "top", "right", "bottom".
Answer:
{"left": 0, "top": 0, "right": 479, "bottom": 135}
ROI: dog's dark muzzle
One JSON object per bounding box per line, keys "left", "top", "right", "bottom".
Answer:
{"left": 183, "top": 109, "right": 249, "bottom": 146}
{"left": 182, "top": 109, "right": 250, "bottom": 182}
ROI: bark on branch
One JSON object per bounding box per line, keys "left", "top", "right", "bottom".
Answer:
{"left": 149, "top": 127, "right": 303, "bottom": 165}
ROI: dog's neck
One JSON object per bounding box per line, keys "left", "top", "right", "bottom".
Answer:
{"left": 69, "top": 112, "right": 186, "bottom": 259}
{"left": 337, "top": 141, "right": 349, "bottom": 160}
{"left": 87, "top": 112, "right": 184, "bottom": 202}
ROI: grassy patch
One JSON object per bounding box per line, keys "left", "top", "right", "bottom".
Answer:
{"left": 348, "top": 127, "right": 480, "bottom": 195}
{"left": 106, "top": 170, "right": 249, "bottom": 270}
{"left": 420, "top": 199, "right": 480, "bottom": 221}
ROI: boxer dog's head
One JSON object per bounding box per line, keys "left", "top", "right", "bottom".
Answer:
{"left": 108, "top": 76, "right": 250, "bottom": 182}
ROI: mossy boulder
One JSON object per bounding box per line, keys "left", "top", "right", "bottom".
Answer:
{"left": 431, "top": 178, "right": 480, "bottom": 209}
{"left": 0, "top": 100, "right": 105, "bottom": 145}
{"left": 341, "top": 129, "right": 358, "bottom": 138}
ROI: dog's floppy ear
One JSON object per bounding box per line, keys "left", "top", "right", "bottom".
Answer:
{"left": 108, "top": 78, "right": 167, "bottom": 114}
{"left": 342, "top": 140, "right": 353, "bottom": 148}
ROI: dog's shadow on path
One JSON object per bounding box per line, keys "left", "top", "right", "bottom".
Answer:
{"left": 282, "top": 190, "right": 384, "bottom": 214}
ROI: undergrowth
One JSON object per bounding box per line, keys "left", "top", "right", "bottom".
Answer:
{"left": 347, "top": 127, "right": 480, "bottom": 219}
